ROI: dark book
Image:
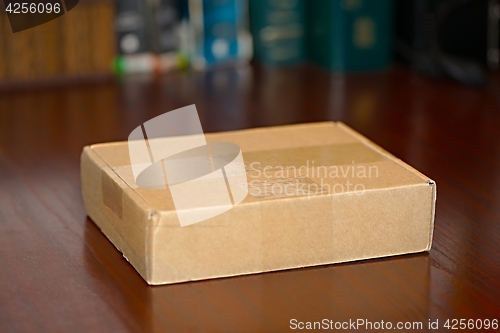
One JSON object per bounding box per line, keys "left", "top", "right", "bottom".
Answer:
{"left": 394, "top": 0, "right": 498, "bottom": 85}
{"left": 250, "top": 0, "right": 305, "bottom": 66}
{"left": 395, "top": 0, "right": 499, "bottom": 71}
{"left": 307, "top": 0, "right": 393, "bottom": 72}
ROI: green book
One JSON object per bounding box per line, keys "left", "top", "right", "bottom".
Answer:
{"left": 250, "top": 0, "right": 305, "bottom": 66}
{"left": 307, "top": 0, "right": 393, "bottom": 71}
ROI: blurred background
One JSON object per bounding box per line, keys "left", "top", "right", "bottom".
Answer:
{"left": 1, "top": 2, "right": 500, "bottom": 329}
{"left": 0, "top": 0, "right": 498, "bottom": 89}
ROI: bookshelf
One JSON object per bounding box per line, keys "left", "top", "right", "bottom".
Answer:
{"left": 0, "top": 0, "right": 115, "bottom": 90}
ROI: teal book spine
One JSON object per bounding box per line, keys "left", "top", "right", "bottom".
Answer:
{"left": 188, "top": 0, "right": 252, "bottom": 69}
{"left": 250, "top": 0, "right": 305, "bottom": 66}
{"left": 307, "top": 0, "right": 393, "bottom": 72}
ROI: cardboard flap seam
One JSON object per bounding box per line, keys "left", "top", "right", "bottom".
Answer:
{"left": 204, "top": 121, "right": 336, "bottom": 137}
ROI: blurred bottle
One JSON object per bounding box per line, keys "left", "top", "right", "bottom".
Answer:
{"left": 307, "top": 0, "right": 393, "bottom": 72}
{"left": 153, "top": 0, "right": 190, "bottom": 73}
{"left": 114, "top": 0, "right": 188, "bottom": 74}
{"left": 187, "top": 0, "right": 252, "bottom": 70}
{"left": 115, "top": 0, "right": 154, "bottom": 55}
{"left": 250, "top": 0, "right": 306, "bottom": 67}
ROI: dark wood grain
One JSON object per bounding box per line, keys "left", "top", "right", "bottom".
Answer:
{"left": 1, "top": 64, "right": 500, "bottom": 332}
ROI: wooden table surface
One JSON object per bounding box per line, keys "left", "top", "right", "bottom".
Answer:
{"left": 1, "top": 65, "right": 499, "bottom": 332}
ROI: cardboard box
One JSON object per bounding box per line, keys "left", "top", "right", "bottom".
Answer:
{"left": 80, "top": 122, "right": 436, "bottom": 285}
